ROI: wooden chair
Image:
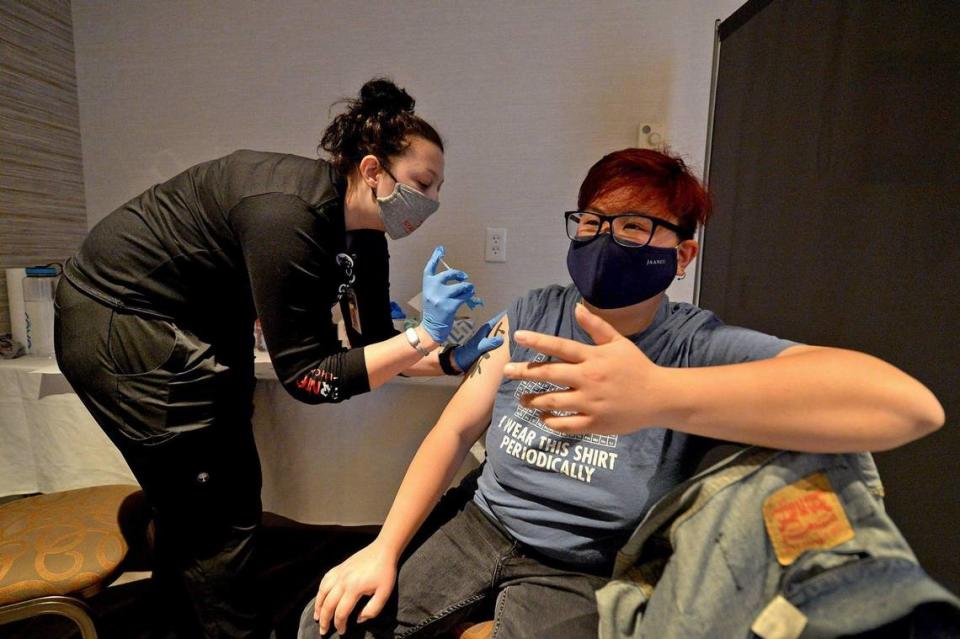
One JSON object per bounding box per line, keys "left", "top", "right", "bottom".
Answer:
{"left": 0, "top": 484, "right": 145, "bottom": 638}
{"left": 455, "top": 619, "right": 494, "bottom": 638}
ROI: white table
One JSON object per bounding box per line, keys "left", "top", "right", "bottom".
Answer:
{"left": 0, "top": 356, "right": 134, "bottom": 495}
{"left": 0, "top": 354, "right": 475, "bottom": 525}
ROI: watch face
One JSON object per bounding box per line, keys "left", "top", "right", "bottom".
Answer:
{"left": 405, "top": 327, "right": 429, "bottom": 356}
{"left": 405, "top": 327, "right": 419, "bottom": 346}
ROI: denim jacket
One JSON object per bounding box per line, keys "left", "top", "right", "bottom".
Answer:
{"left": 596, "top": 448, "right": 960, "bottom": 638}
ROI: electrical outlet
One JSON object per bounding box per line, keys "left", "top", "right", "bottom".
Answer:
{"left": 485, "top": 227, "right": 506, "bottom": 262}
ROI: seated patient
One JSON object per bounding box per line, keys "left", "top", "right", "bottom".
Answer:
{"left": 299, "top": 148, "right": 944, "bottom": 639}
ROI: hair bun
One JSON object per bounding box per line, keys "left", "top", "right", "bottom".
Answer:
{"left": 358, "top": 78, "right": 415, "bottom": 116}
{"left": 320, "top": 78, "right": 442, "bottom": 175}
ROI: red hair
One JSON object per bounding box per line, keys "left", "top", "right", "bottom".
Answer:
{"left": 577, "top": 148, "right": 712, "bottom": 238}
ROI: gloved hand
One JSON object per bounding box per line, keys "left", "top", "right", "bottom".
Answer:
{"left": 453, "top": 311, "right": 506, "bottom": 372}
{"left": 420, "top": 246, "right": 475, "bottom": 343}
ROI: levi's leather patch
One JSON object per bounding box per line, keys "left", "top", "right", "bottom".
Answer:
{"left": 762, "top": 472, "right": 855, "bottom": 566}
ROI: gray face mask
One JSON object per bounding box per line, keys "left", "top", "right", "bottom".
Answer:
{"left": 375, "top": 166, "right": 439, "bottom": 239}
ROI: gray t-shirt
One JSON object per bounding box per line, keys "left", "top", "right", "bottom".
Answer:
{"left": 473, "top": 284, "right": 796, "bottom": 573}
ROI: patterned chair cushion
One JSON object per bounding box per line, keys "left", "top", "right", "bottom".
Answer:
{"left": 0, "top": 484, "right": 141, "bottom": 605}
{"left": 455, "top": 620, "right": 494, "bottom": 639}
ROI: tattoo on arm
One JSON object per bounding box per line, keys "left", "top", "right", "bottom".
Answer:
{"left": 468, "top": 351, "right": 490, "bottom": 379}
{"left": 493, "top": 320, "right": 505, "bottom": 337}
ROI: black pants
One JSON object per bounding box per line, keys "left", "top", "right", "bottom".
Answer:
{"left": 298, "top": 501, "right": 607, "bottom": 639}
{"left": 54, "top": 279, "right": 267, "bottom": 638}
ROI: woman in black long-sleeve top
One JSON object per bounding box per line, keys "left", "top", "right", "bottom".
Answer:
{"left": 54, "top": 79, "right": 495, "bottom": 638}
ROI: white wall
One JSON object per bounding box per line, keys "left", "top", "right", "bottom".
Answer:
{"left": 72, "top": 0, "right": 744, "bottom": 316}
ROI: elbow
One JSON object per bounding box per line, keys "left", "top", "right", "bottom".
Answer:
{"left": 283, "top": 374, "right": 345, "bottom": 404}
{"left": 872, "top": 362, "right": 945, "bottom": 449}
{"left": 908, "top": 382, "right": 946, "bottom": 439}
{"left": 914, "top": 393, "right": 946, "bottom": 437}
{"left": 288, "top": 386, "right": 335, "bottom": 404}
{"left": 283, "top": 381, "right": 323, "bottom": 404}
{"left": 877, "top": 391, "right": 945, "bottom": 451}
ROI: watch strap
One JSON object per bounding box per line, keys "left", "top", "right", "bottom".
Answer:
{"left": 438, "top": 345, "right": 460, "bottom": 375}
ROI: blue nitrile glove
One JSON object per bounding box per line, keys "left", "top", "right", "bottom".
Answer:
{"left": 453, "top": 311, "right": 506, "bottom": 372}
{"left": 420, "top": 246, "right": 475, "bottom": 343}
{"left": 464, "top": 295, "right": 484, "bottom": 310}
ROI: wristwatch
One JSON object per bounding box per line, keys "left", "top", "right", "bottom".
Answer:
{"left": 404, "top": 327, "right": 431, "bottom": 357}
{"left": 438, "top": 345, "right": 460, "bottom": 376}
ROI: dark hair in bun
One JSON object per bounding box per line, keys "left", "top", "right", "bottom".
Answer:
{"left": 320, "top": 78, "right": 444, "bottom": 175}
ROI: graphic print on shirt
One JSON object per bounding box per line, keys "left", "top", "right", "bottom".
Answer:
{"left": 335, "top": 253, "right": 356, "bottom": 303}
{"left": 514, "top": 354, "right": 618, "bottom": 447}
{"left": 296, "top": 367, "right": 340, "bottom": 401}
{"left": 497, "top": 353, "right": 620, "bottom": 484}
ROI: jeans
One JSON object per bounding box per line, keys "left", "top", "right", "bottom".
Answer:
{"left": 54, "top": 278, "right": 267, "bottom": 638}
{"left": 597, "top": 447, "right": 960, "bottom": 638}
{"left": 298, "top": 500, "right": 607, "bottom": 638}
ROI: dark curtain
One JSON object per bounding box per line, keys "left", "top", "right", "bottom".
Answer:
{"left": 702, "top": 0, "right": 960, "bottom": 593}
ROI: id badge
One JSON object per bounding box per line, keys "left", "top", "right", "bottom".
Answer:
{"left": 345, "top": 287, "right": 362, "bottom": 336}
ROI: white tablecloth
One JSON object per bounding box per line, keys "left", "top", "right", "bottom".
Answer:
{"left": 0, "top": 356, "right": 135, "bottom": 494}
{"left": 0, "top": 355, "right": 473, "bottom": 525}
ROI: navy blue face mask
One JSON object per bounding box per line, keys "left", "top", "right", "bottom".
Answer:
{"left": 566, "top": 234, "right": 678, "bottom": 309}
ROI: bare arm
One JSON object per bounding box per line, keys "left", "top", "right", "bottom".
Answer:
{"left": 507, "top": 304, "right": 943, "bottom": 452}
{"left": 398, "top": 346, "right": 448, "bottom": 377}
{"left": 314, "top": 315, "right": 510, "bottom": 635}
{"left": 655, "top": 343, "right": 943, "bottom": 451}
{"left": 363, "top": 325, "right": 442, "bottom": 388}
{"left": 376, "top": 319, "right": 508, "bottom": 557}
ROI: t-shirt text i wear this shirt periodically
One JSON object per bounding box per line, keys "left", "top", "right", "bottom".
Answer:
{"left": 474, "top": 284, "right": 795, "bottom": 573}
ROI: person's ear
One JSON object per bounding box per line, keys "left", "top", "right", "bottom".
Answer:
{"left": 358, "top": 155, "right": 383, "bottom": 190}
{"left": 676, "top": 239, "right": 699, "bottom": 278}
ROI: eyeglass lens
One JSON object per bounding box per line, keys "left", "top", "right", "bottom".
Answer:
{"left": 566, "top": 212, "right": 655, "bottom": 247}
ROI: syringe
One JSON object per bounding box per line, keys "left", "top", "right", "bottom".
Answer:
{"left": 439, "top": 257, "right": 484, "bottom": 309}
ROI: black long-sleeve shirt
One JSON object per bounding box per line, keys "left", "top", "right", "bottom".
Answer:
{"left": 65, "top": 150, "right": 391, "bottom": 403}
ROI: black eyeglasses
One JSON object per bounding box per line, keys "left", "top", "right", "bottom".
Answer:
{"left": 564, "top": 211, "right": 690, "bottom": 248}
